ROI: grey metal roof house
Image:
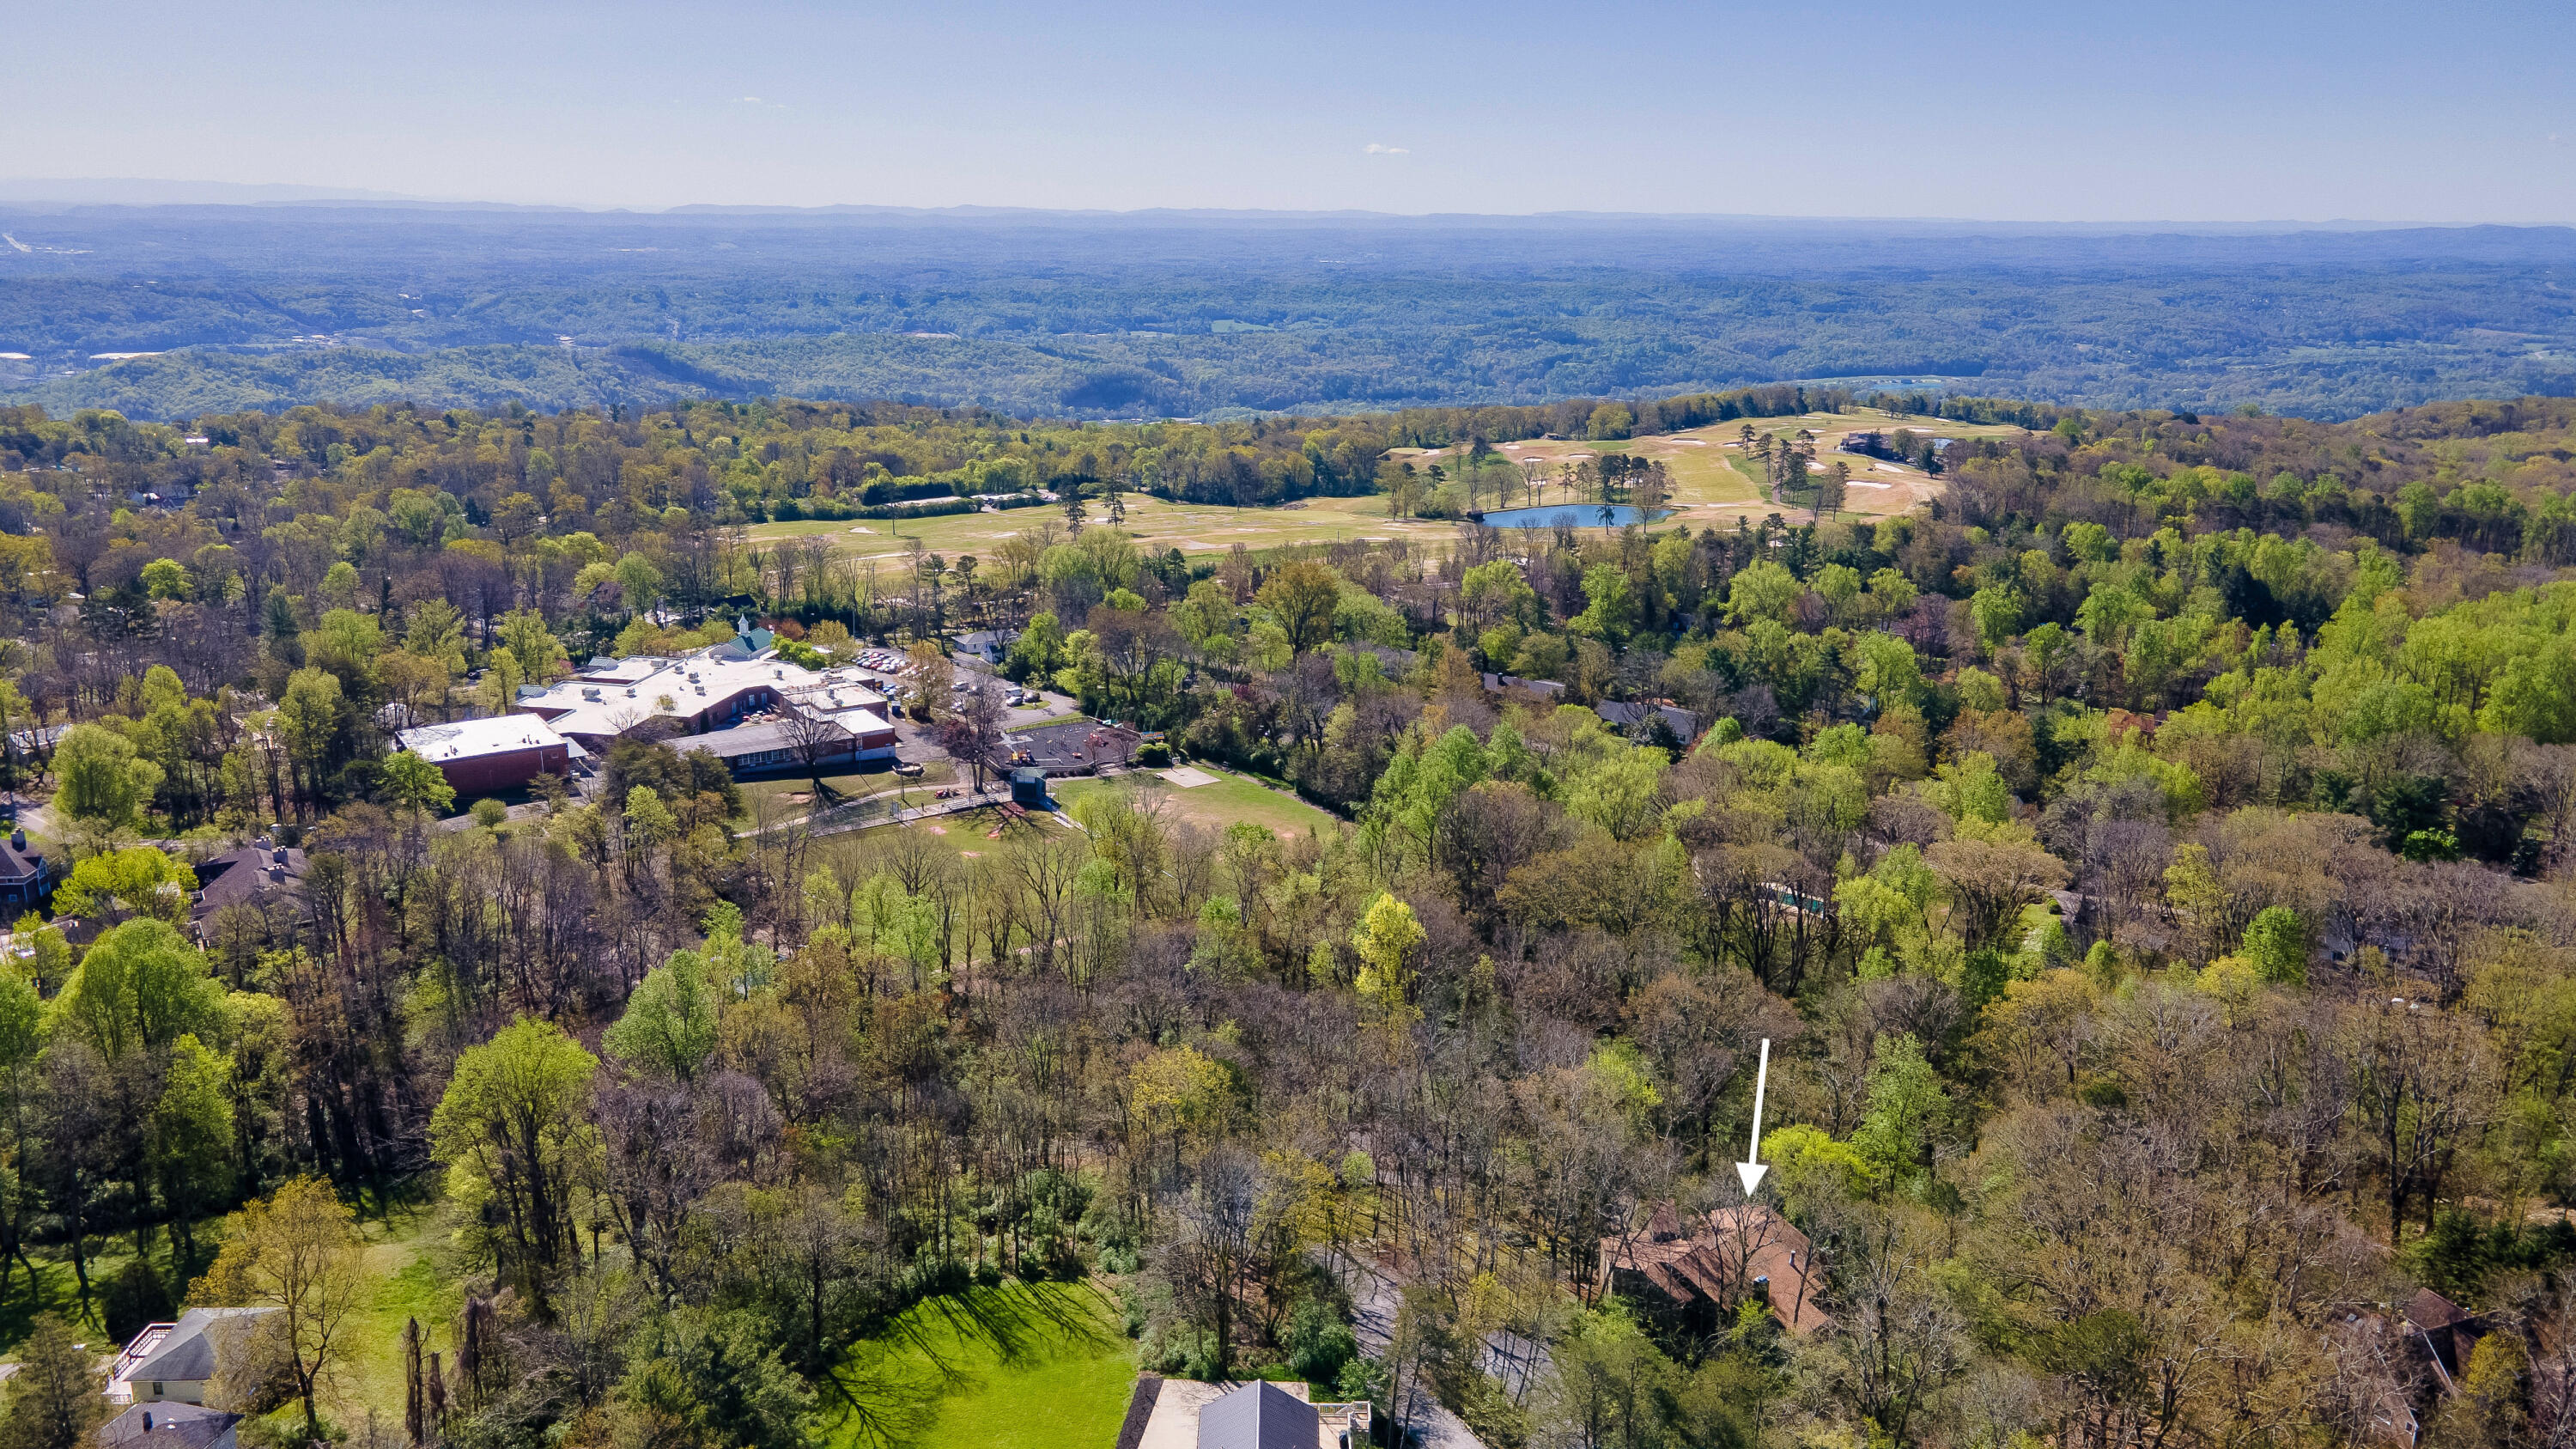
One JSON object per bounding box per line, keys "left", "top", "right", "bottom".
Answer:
{"left": 105, "top": 1307, "right": 279, "bottom": 1406}
{"left": 1197, "top": 1381, "right": 1319, "bottom": 1449}
{"left": 1596, "top": 700, "right": 1698, "bottom": 743}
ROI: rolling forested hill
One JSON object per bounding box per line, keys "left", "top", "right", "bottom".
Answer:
{"left": 4, "top": 204, "right": 2575, "bottom": 421}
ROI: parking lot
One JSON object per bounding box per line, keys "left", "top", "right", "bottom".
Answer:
{"left": 840, "top": 644, "right": 1079, "bottom": 727}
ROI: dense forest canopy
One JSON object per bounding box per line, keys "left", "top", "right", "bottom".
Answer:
{"left": 4, "top": 207, "right": 2575, "bottom": 421}
{"left": 0, "top": 383, "right": 2573, "bottom": 1447}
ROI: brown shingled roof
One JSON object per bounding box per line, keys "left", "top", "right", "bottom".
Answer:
{"left": 1600, "top": 1203, "right": 1832, "bottom": 1336}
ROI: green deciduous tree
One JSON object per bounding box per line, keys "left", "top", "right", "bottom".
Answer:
{"left": 1257, "top": 560, "right": 1342, "bottom": 661}
{"left": 52, "top": 723, "right": 162, "bottom": 834}
{"left": 189, "top": 1177, "right": 364, "bottom": 1440}
{"left": 381, "top": 750, "right": 457, "bottom": 819}
{"left": 430, "top": 1017, "right": 598, "bottom": 1297}
{"left": 150, "top": 1033, "right": 236, "bottom": 1268}
{"left": 55, "top": 918, "right": 225, "bottom": 1063}
{"left": 51, "top": 846, "right": 199, "bottom": 922}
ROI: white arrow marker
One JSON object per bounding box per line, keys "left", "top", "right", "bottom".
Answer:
{"left": 1735, "top": 1038, "right": 1772, "bottom": 1196}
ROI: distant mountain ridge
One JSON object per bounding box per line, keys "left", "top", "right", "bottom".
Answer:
{"left": 0, "top": 180, "right": 2504, "bottom": 232}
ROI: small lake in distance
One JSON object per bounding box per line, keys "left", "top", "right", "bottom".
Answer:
{"left": 1474, "top": 503, "right": 1671, "bottom": 528}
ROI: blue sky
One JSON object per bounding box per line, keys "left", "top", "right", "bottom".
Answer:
{"left": 5, "top": 0, "right": 2572, "bottom": 221}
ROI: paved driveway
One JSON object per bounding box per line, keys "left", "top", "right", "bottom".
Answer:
{"left": 1321, "top": 1251, "right": 1491, "bottom": 1449}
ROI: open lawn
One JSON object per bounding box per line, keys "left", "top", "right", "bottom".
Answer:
{"left": 824, "top": 1280, "right": 1133, "bottom": 1449}
{"left": 739, "top": 758, "right": 960, "bottom": 825}
{"left": 809, "top": 801, "right": 1071, "bottom": 875}
{"left": 329, "top": 1184, "right": 459, "bottom": 1426}
{"left": 1054, "top": 765, "right": 1344, "bottom": 841}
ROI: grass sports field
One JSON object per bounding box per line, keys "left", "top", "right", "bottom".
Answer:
{"left": 1053, "top": 764, "right": 1344, "bottom": 840}
{"left": 747, "top": 407, "right": 2008, "bottom": 565}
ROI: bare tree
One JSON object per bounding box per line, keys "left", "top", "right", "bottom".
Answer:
{"left": 935, "top": 682, "right": 1007, "bottom": 794}
{"left": 777, "top": 707, "right": 853, "bottom": 801}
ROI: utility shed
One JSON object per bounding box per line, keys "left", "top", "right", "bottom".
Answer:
{"left": 1197, "top": 1381, "right": 1318, "bottom": 1449}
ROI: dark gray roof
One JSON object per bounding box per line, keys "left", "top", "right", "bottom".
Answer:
{"left": 0, "top": 832, "right": 43, "bottom": 886}
{"left": 129, "top": 1308, "right": 276, "bottom": 1385}
{"left": 1596, "top": 701, "right": 1698, "bottom": 740}
{"left": 1197, "top": 1382, "right": 1318, "bottom": 1449}
{"left": 102, "top": 1403, "right": 239, "bottom": 1449}
{"left": 192, "top": 847, "right": 307, "bottom": 917}
{"left": 696, "top": 720, "right": 851, "bottom": 759}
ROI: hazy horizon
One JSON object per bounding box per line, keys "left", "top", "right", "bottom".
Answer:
{"left": 0, "top": 177, "right": 2546, "bottom": 233}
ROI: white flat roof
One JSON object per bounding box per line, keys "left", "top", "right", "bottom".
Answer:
{"left": 817, "top": 705, "right": 896, "bottom": 738}
{"left": 518, "top": 645, "right": 876, "bottom": 740}
{"left": 398, "top": 715, "right": 569, "bottom": 764}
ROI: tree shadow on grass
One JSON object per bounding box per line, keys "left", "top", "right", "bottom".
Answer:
{"left": 826, "top": 1281, "right": 1124, "bottom": 1449}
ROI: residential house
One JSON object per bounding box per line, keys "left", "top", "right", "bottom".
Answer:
{"left": 189, "top": 842, "right": 307, "bottom": 939}
{"left": 1126, "top": 1377, "right": 1370, "bottom": 1449}
{"left": 956, "top": 629, "right": 1019, "bottom": 666}
{"left": 1480, "top": 673, "right": 1566, "bottom": 703}
{"left": 1599, "top": 1202, "right": 1829, "bottom": 1336}
{"left": 0, "top": 828, "right": 51, "bottom": 909}
{"left": 1596, "top": 700, "right": 1698, "bottom": 746}
{"left": 2403, "top": 1288, "right": 2487, "bottom": 1395}
{"left": 100, "top": 1403, "right": 240, "bottom": 1449}
{"left": 105, "top": 1308, "right": 279, "bottom": 1406}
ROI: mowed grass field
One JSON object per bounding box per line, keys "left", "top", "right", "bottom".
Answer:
{"left": 823, "top": 1280, "right": 1134, "bottom": 1449}
{"left": 808, "top": 763, "right": 1339, "bottom": 883}
{"left": 330, "top": 1188, "right": 461, "bottom": 1426}
{"left": 1054, "top": 765, "right": 1344, "bottom": 841}
{"left": 809, "top": 802, "right": 1072, "bottom": 879}
{"left": 749, "top": 490, "right": 1464, "bottom": 564}
{"left": 753, "top": 408, "right": 2016, "bottom": 567}
{"left": 737, "top": 758, "right": 963, "bottom": 826}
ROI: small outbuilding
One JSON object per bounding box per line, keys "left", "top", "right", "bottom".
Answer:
{"left": 1011, "top": 767, "right": 1048, "bottom": 807}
